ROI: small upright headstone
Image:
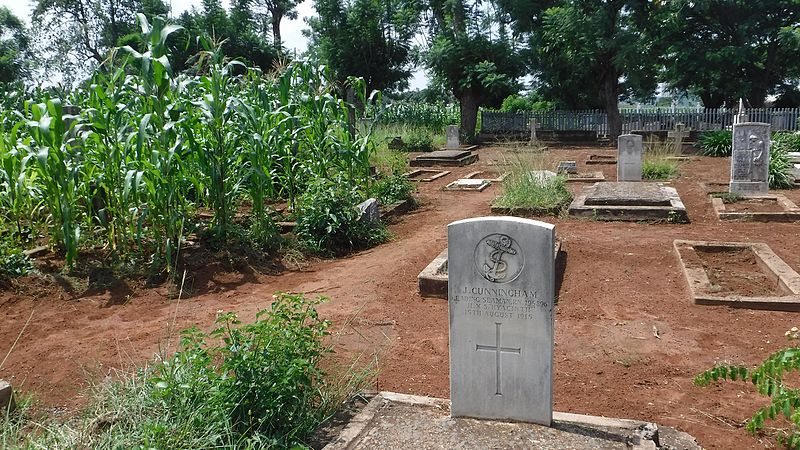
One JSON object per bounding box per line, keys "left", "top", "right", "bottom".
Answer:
{"left": 448, "top": 217, "right": 555, "bottom": 425}
{"left": 667, "top": 123, "right": 688, "bottom": 152}
{"left": 528, "top": 170, "right": 557, "bottom": 184}
{"left": 617, "top": 134, "right": 643, "bottom": 181}
{"left": 730, "top": 122, "right": 770, "bottom": 196}
{"left": 734, "top": 99, "right": 748, "bottom": 125}
{"left": 0, "top": 379, "right": 15, "bottom": 413}
{"left": 529, "top": 119, "right": 538, "bottom": 141}
{"left": 446, "top": 125, "right": 460, "bottom": 150}
{"left": 357, "top": 198, "right": 380, "bottom": 224}
{"left": 556, "top": 160, "right": 578, "bottom": 174}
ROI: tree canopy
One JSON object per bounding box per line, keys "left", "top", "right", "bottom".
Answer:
{"left": 0, "top": 7, "right": 30, "bottom": 83}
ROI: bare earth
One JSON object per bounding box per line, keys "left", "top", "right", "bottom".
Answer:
{"left": 3, "top": 145, "right": 800, "bottom": 449}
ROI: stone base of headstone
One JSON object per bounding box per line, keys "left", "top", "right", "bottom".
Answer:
{"left": 568, "top": 182, "right": 688, "bottom": 222}
{"left": 418, "top": 242, "right": 562, "bottom": 299}
{"left": 317, "top": 392, "right": 701, "bottom": 450}
{"left": 410, "top": 150, "right": 479, "bottom": 167}
{"left": 674, "top": 240, "right": 800, "bottom": 311}
{"left": 710, "top": 194, "right": 800, "bottom": 222}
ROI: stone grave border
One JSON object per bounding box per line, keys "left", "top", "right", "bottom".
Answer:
{"left": 709, "top": 194, "right": 800, "bottom": 223}
{"left": 379, "top": 198, "right": 416, "bottom": 221}
{"left": 490, "top": 203, "right": 564, "bottom": 217}
{"left": 565, "top": 171, "right": 605, "bottom": 183}
{"left": 321, "top": 392, "right": 697, "bottom": 450}
{"left": 418, "top": 241, "right": 562, "bottom": 299}
{"left": 440, "top": 144, "right": 480, "bottom": 152}
{"left": 568, "top": 182, "right": 688, "bottom": 223}
{"left": 585, "top": 154, "right": 617, "bottom": 165}
{"left": 403, "top": 168, "right": 451, "bottom": 182}
{"left": 410, "top": 152, "right": 479, "bottom": 167}
{"left": 673, "top": 240, "right": 800, "bottom": 311}
{"left": 462, "top": 170, "right": 509, "bottom": 183}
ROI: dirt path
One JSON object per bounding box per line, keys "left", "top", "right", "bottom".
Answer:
{"left": 3, "top": 146, "right": 800, "bottom": 448}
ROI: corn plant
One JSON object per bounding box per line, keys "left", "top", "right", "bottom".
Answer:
{"left": 0, "top": 120, "right": 37, "bottom": 239}
{"left": 26, "top": 99, "right": 82, "bottom": 266}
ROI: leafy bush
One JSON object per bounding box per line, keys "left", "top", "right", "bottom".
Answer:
{"left": 370, "top": 174, "right": 414, "bottom": 206}
{"left": 697, "top": 130, "right": 732, "bottom": 157}
{"left": 642, "top": 159, "right": 678, "bottom": 180}
{"left": 771, "top": 132, "right": 800, "bottom": 189}
{"left": 296, "top": 177, "right": 388, "bottom": 255}
{"left": 401, "top": 132, "right": 435, "bottom": 152}
{"left": 0, "top": 240, "right": 33, "bottom": 278}
{"left": 695, "top": 329, "right": 800, "bottom": 448}
{"left": 499, "top": 93, "right": 555, "bottom": 112}
{"left": 1, "top": 294, "right": 369, "bottom": 449}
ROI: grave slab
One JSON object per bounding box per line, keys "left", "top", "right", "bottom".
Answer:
{"left": 448, "top": 217, "right": 554, "bottom": 424}
{"left": 710, "top": 194, "right": 800, "bottom": 222}
{"left": 410, "top": 150, "right": 479, "bottom": 167}
{"left": 556, "top": 160, "right": 578, "bottom": 174}
{"left": 463, "top": 170, "right": 509, "bottom": 182}
{"left": 565, "top": 171, "right": 605, "bottom": 183}
{"left": 568, "top": 182, "right": 688, "bottom": 222}
{"left": 418, "top": 241, "right": 562, "bottom": 299}
{"left": 320, "top": 392, "right": 701, "bottom": 450}
{"left": 403, "top": 169, "right": 451, "bottom": 182}
{"left": 585, "top": 154, "right": 617, "bottom": 165}
{"left": 674, "top": 240, "right": 800, "bottom": 311}
{"left": 444, "top": 178, "right": 491, "bottom": 192}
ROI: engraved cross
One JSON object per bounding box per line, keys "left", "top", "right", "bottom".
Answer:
{"left": 476, "top": 322, "right": 521, "bottom": 396}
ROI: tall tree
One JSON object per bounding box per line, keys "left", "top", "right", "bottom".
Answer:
{"left": 307, "top": 0, "right": 420, "bottom": 94}
{"left": 252, "top": 0, "right": 302, "bottom": 51}
{"left": 661, "top": 0, "right": 800, "bottom": 108}
{"left": 0, "top": 7, "right": 30, "bottom": 83}
{"left": 421, "top": 0, "right": 524, "bottom": 139}
{"left": 498, "top": 0, "right": 660, "bottom": 138}
{"left": 31, "top": 0, "right": 168, "bottom": 83}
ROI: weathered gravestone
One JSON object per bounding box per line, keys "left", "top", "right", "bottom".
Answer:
{"left": 446, "top": 125, "right": 460, "bottom": 150}
{"left": 730, "top": 122, "right": 770, "bottom": 196}
{"left": 357, "top": 198, "right": 380, "bottom": 224}
{"left": 617, "top": 134, "right": 643, "bottom": 181}
{"left": 0, "top": 379, "right": 15, "bottom": 413}
{"left": 448, "top": 217, "right": 554, "bottom": 425}
{"left": 667, "top": 123, "right": 688, "bottom": 151}
{"left": 529, "top": 119, "right": 538, "bottom": 141}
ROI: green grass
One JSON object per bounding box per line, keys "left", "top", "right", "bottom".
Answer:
{"left": 642, "top": 141, "right": 680, "bottom": 180}
{"left": 492, "top": 154, "right": 572, "bottom": 215}
{"left": 1, "top": 293, "right": 375, "bottom": 449}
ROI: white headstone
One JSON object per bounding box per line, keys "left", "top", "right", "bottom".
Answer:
{"left": 730, "top": 122, "right": 770, "bottom": 196}
{"left": 529, "top": 119, "right": 537, "bottom": 141}
{"left": 617, "top": 134, "right": 643, "bottom": 181}
{"left": 448, "top": 217, "right": 555, "bottom": 425}
{"left": 446, "top": 125, "right": 460, "bottom": 150}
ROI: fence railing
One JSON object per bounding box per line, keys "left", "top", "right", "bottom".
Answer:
{"left": 480, "top": 108, "right": 800, "bottom": 135}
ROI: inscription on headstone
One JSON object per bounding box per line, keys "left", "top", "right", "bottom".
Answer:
{"left": 448, "top": 217, "right": 554, "bottom": 425}
{"left": 617, "top": 134, "right": 643, "bottom": 181}
{"left": 446, "top": 125, "right": 460, "bottom": 150}
{"left": 730, "top": 122, "right": 770, "bottom": 196}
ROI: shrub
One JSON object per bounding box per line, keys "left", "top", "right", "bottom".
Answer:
{"left": 499, "top": 93, "right": 555, "bottom": 112}
{"left": 401, "top": 132, "right": 435, "bottom": 152}
{"left": 1, "top": 294, "right": 369, "bottom": 449}
{"left": 695, "top": 329, "right": 800, "bottom": 448}
{"left": 370, "top": 174, "right": 414, "bottom": 206}
{"left": 771, "top": 132, "right": 800, "bottom": 189}
{"left": 0, "top": 240, "right": 33, "bottom": 278}
{"left": 697, "top": 130, "right": 732, "bottom": 157}
{"left": 296, "top": 177, "right": 388, "bottom": 255}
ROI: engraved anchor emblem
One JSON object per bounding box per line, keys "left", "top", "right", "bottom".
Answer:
{"left": 482, "top": 235, "right": 517, "bottom": 282}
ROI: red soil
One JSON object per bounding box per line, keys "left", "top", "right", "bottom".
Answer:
{"left": 3, "top": 146, "right": 800, "bottom": 449}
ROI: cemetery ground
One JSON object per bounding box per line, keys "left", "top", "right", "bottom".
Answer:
{"left": 2, "top": 145, "right": 800, "bottom": 449}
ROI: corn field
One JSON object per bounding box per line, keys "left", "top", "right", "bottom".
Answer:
{"left": 372, "top": 101, "right": 459, "bottom": 130}
{"left": 0, "top": 16, "right": 381, "bottom": 273}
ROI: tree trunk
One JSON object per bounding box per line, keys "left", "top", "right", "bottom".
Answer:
{"left": 272, "top": 16, "right": 282, "bottom": 50}
{"left": 459, "top": 92, "right": 480, "bottom": 143}
{"left": 603, "top": 70, "right": 621, "bottom": 140}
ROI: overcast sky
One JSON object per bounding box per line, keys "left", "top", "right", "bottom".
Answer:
{"left": 0, "top": 0, "right": 427, "bottom": 89}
